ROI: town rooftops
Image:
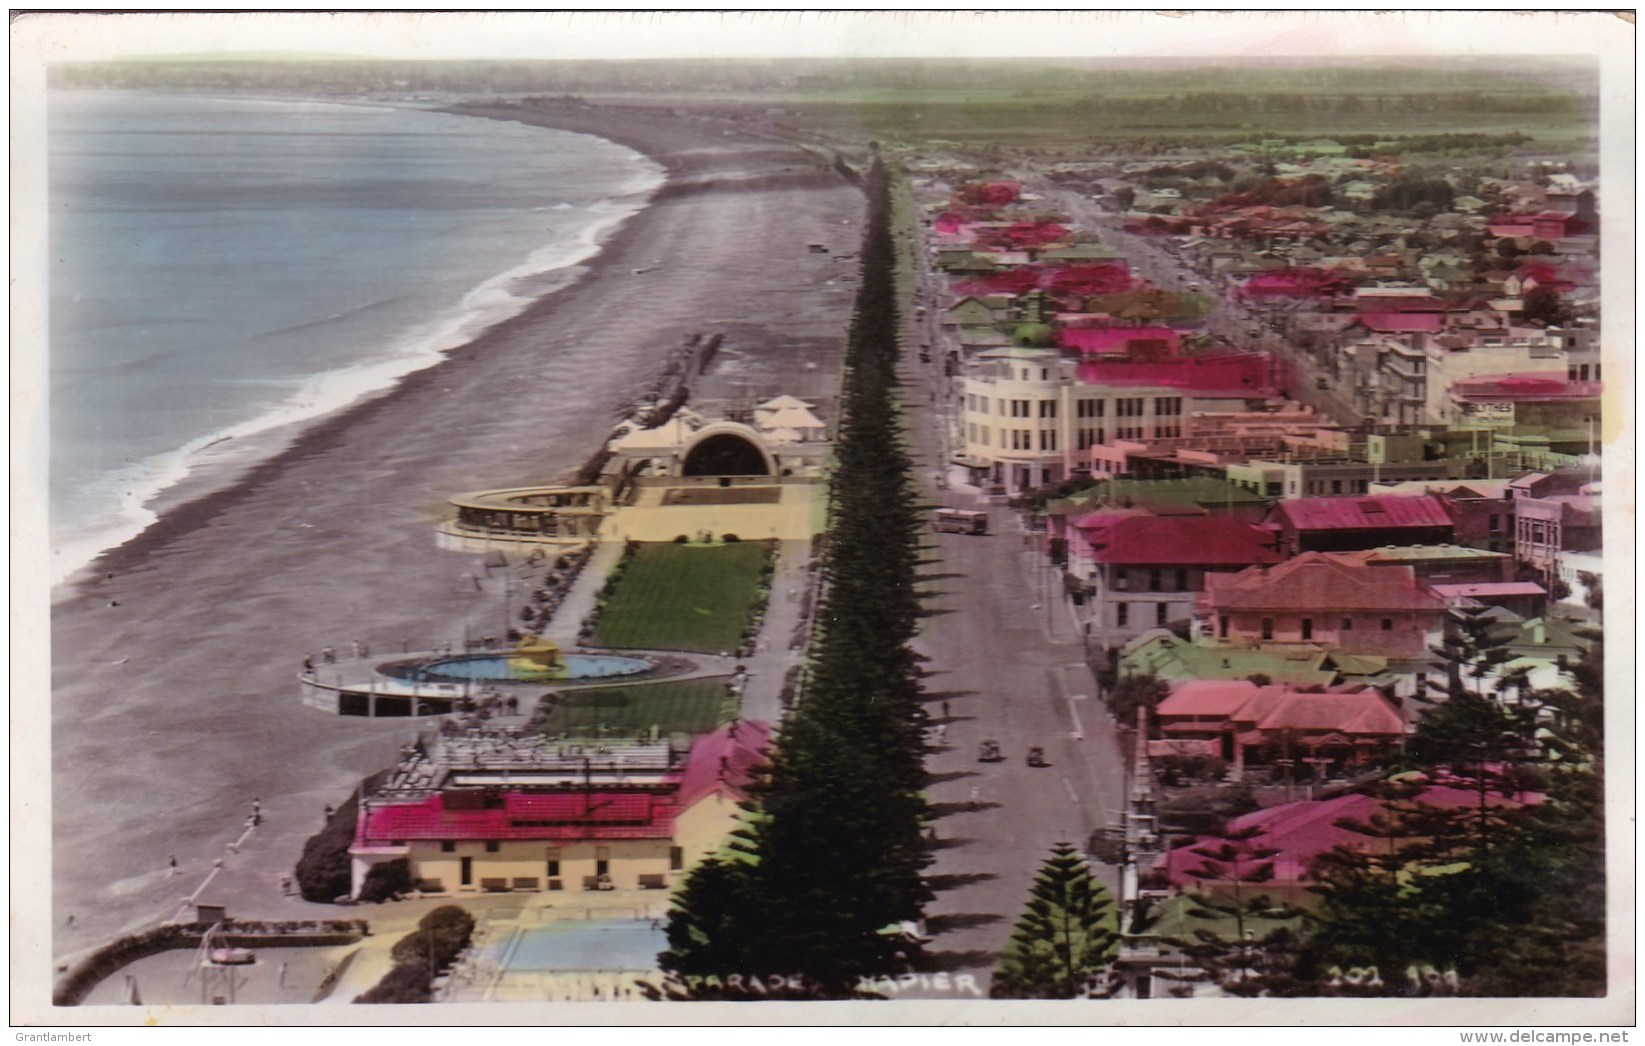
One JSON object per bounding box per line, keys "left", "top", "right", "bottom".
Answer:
{"left": 1369, "top": 478, "right": 1515, "bottom": 500}
{"left": 1119, "top": 630, "right": 1337, "bottom": 688}
{"left": 1351, "top": 544, "right": 1511, "bottom": 564}
{"left": 1075, "top": 352, "right": 1273, "bottom": 393}
{"left": 1084, "top": 515, "right": 1282, "bottom": 567}
{"left": 1202, "top": 552, "right": 1447, "bottom": 613}
{"left": 1450, "top": 371, "right": 1603, "bottom": 402}
{"left": 1355, "top": 312, "right": 1446, "bottom": 334}
{"left": 1056, "top": 326, "right": 1182, "bottom": 356}
{"left": 1154, "top": 779, "right": 1539, "bottom": 888}
{"left": 1268, "top": 494, "right": 1453, "bottom": 532}
{"left": 1156, "top": 680, "right": 1406, "bottom": 737}
{"left": 1065, "top": 477, "right": 1274, "bottom": 512}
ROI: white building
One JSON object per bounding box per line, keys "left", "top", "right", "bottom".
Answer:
{"left": 956, "top": 347, "right": 1273, "bottom": 493}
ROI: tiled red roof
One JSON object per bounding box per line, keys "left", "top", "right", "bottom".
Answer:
{"left": 1154, "top": 782, "right": 1538, "bottom": 887}
{"left": 1240, "top": 688, "right": 1406, "bottom": 735}
{"left": 1158, "top": 681, "right": 1402, "bottom": 733}
{"left": 1202, "top": 552, "right": 1447, "bottom": 613}
{"left": 1157, "top": 679, "right": 1280, "bottom": 718}
{"left": 358, "top": 790, "right": 680, "bottom": 844}
{"left": 676, "top": 721, "right": 773, "bottom": 809}
{"left": 1356, "top": 312, "right": 1445, "bottom": 333}
{"left": 1057, "top": 326, "right": 1182, "bottom": 356}
{"left": 1087, "top": 515, "right": 1281, "bottom": 566}
{"left": 1076, "top": 352, "right": 1271, "bottom": 392}
{"left": 1271, "top": 494, "right": 1453, "bottom": 532}
{"left": 1070, "top": 509, "right": 1149, "bottom": 532}
{"left": 1451, "top": 371, "right": 1601, "bottom": 401}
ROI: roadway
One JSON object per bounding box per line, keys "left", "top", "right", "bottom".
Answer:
{"left": 896, "top": 221, "right": 1128, "bottom": 995}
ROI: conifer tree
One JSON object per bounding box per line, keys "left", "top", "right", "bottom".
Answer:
{"left": 991, "top": 842, "right": 1121, "bottom": 999}
{"left": 1158, "top": 826, "right": 1306, "bottom": 996}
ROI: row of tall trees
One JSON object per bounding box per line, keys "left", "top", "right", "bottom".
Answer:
{"left": 656, "top": 156, "right": 932, "bottom": 999}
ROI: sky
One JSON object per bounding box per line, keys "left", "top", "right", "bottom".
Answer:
{"left": 8, "top": 10, "right": 1629, "bottom": 65}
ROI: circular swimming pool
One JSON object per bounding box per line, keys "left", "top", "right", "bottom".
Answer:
{"left": 392, "top": 653, "right": 655, "bottom": 685}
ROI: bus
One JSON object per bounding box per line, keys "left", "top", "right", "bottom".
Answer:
{"left": 932, "top": 509, "right": 989, "bottom": 535}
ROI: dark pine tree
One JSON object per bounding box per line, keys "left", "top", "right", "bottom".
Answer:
{"left": 991, "top": 842, "right": 1121, "bottom": 998}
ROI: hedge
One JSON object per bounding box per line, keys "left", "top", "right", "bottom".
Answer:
{"left": 354, "top": 905, "right": 475, "bottom": 1005}
{"left": 294, "top": 793, "right": 358, "bottom": 902}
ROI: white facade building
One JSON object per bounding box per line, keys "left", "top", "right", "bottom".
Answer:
{"left": 956, "top": 347, "right": 1268, "bottom": 492}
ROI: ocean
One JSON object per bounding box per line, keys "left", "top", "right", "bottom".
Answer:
{"left": 46, "top": 91, "right": 663, "bottom": 585}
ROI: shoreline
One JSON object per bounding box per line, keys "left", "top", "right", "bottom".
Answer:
{"left": 44, "top": 94, "right": 863, "bottom": 964}
{"left": 49, "top": 95, "right": 665, "bottom": 596}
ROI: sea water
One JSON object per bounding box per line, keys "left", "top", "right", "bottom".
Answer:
{"left": 46, "top": 91, "right": 663, "bottom": 584}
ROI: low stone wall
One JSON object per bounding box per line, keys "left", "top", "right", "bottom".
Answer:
{"left": 53, "top": 919, "right": 370, "bottom": 1006}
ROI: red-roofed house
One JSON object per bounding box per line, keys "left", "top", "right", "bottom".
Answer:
{"left": 671, "top": 721, "right": 773, "bottom": 862}
{"left": 1198, "top": 551, "right": 1446, "bottom": 659}
{"left": 1057, "top": 326, "right": 1183, "bottom": 359}
{"left": 1155, "top": 679, "right": 1407, "bottom": 774}
{"left": 1153, "top": 781, "right": 1537, "bottom": 897}
{"left": 1264, "top": 494, "right": 1454, "bottom": 556}
{"left": 1448, "top": 370, "right": 1603, "bottom": 430}
{"left": 1077, "top": 515, "right": 1282, "bottom": 645}
{"left": 1354, "top": 312, "right": 1446, "bottom": 335}
{"left": 350, "top": 723, "right": 771, "bottom": 897}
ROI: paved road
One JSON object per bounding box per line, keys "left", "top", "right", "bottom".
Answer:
{"left": 893, "top": 272, "right": 1127, "bottom": 997}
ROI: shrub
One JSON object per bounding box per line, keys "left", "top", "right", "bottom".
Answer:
{"left": 294, "top": 794, "right": 358, "bottom": 902}
{"left": 353, "top": 960, "right": 433, "bottom": 1004}
{"left": 674, "top": 534, "right": 690, "bottom": 543}
{"left": 357, "top": 858, "right": 411, "bottom": 904}
{"left": 391, "top": 906, "right": 475, "bottom": 969}
{"left": 420, "top": 905, "right": 476, "bottom": 938}
{"left": 357, "top": 905, "right": 475, "bottom": 1005}
{"left": 722, "top": 533, "right": 740, "bottom": 542}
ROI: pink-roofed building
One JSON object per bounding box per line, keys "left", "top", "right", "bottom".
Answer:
{"left": 1076, "top": 515, "right": 1282, "bottom": 645}
{"left": 1197, "top": 551, "right": 1446, "bottom": 659}
{"left": 1154, "top": 679, "right": 1407, "bottom": 775}
{"left": 1448, "top": 370, "right": 1603, "bottom": 431}
{"left": 1236, "top": 268, "right": 1354, "bottom": 302}
{"left": 1056, "top": 326, "right": 1183, "bottom": 359}
{"left": 932, "top": 211, "right": 975, "bottom": 242}
{"left": 1152, "top": 781, "right": 1538, "bottom": 898}
{"left": 349, "top": 723, "right": 770, "bottom": 897}
{"left": 1263, "top": 494, "right": 1455, "bottom": 557}
{"left": 1354, "top": 312, "right": 1446, "bottom": 335}
{"left": 1075, "top": 352, "right": 1272, "bottom": 387}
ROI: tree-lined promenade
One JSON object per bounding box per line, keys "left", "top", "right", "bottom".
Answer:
{"left": 657, "top": 155, "right": 934, "bottom": 998}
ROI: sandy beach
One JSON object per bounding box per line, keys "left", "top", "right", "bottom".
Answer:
{"left": 44, "top": 98, "right": 863, "bottom": 965}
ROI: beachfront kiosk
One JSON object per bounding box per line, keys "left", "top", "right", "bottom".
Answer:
{"left": 436, "top": 485, "right": 608, "bottom": 555}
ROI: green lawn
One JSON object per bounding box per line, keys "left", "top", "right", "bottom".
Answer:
{"left": 594, "top": 541, "right": 773, "bottom": 653}
{"left": 538, "top": 679, "right": 738, "bottom": 740}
